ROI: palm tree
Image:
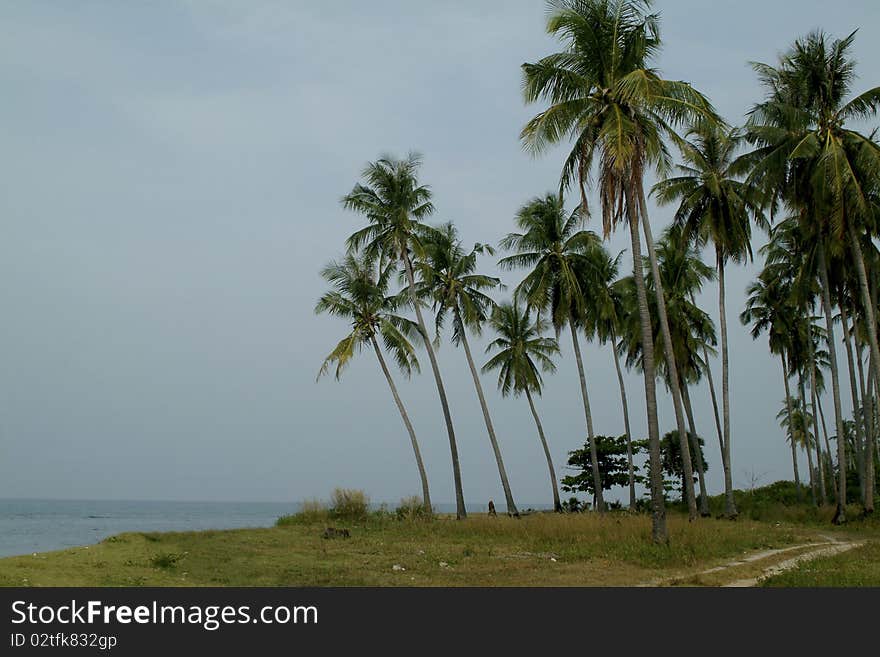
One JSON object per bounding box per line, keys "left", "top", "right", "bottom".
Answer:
{"left": 654, "top": 122, "right": 765, "bottom": 517}
{"left": 342, "top": 154, "right": 466, "bottom": 519}
{"left": 499, "top": 194, "right": 607, "bottom": 511}
{"left": 777, "top": 396, "right": 816, "bottom": 479}
{"left": 483, "top": 301, "right": 563, "bottom": 511}
{"left": 520, "top": 0, "right": 719, "bottom": 536}
{"left": 616, "top": 228, "right": 716, "bottom": 515}
{"left": 582, "top": 248, "right": 638, "bottom": 508}
{"left": 741, "top": 272, "right": 804, "bottom": 499}
{"left": 415, "top": 223, "right": 518, "bottom": 515}
{"left": 744, "top": 31, "right": 880, "bottom": 523}
{"left": 315, "top": 252, "right": 432, "bottom": 513}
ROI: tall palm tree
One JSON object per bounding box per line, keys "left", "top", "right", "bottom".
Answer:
{"left": 483, "top": 301, "right": 563, "bottom": 511}
{"left": 499, "top": 194, "right": 607, "bottom": 511}
{"left": 520, "top": 0, "right": 719, "bottom": 536}
{"left": 415, "top": 223, "right": 518, "bottom": 515}
{"left": 741, "top": 272, "right": 803, "bottom": 499}
{"left": 654, "top": 122, "right": 765, "bottom": 517}
{"left": 744, "top": 31, "right": 880, "bottom": 522}
{"left": 616, "top": 229, "right": 716, "bottom": 515}
{"left": 582, "top": 249, "right": 638, "bottom": 508}
{"left": 343, "top": 154, "right": 466, "bottom": 519}
{"left": 315, "top": 253, "right": 432, "bottom": 513}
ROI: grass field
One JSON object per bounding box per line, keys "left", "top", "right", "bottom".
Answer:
{"left": 760, "top": 541, "right": 880, "bottom": 586}
{"left": 0, "top": 509, "right": 861, "bottom": 587}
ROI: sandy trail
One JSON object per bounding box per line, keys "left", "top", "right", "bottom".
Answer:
{"left": 640, "top": 534, "right": 865, "bottom": 587}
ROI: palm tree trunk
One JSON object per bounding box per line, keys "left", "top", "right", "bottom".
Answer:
{"left": 569, "top": 318, "right": 604, "bottom": 512}
{"left": 682, "top": 383, "right": 710, "bottom": 516}
{"left": 525, "top": 387, "right": 561, "bottom": 512}
{"left": 781, "top": 355, "right": 802, "bottom": 500}
{"left": 815, "top": 395, "right": 838, "bottom": 502}
{"left": 816, "top": 242, "right": 847, "bottom": 523}
{"left": 840, "top": 299, "right": 867, "bottom": 503}
{"left": 370, "top": 336, "right": 432, "bottom": 514}
{"left": 457, "top": 315, "right": 518, "bottom": 515}
{"left": 639, "top": 197, "right": 698, "bottom": 520}
{"left": 848, "top": 224, "right": 880, "bottom": 416}
{"left": 703, "top": 346, "right": 727, "bottom": 460}
{"left": 401, "top": 251, "right": 466, "bottom": 519}
{"left": 865, "top": 351, "right": 876, "bottom": 514}
{"left": 610, "top": 327, "right": 637, "bottom": 509}
{"left": 715, "top": 253, "right": 737, "bottom": 518}
{"left": 807, "top": 336, "right": 828, "bottom": 506}
{"left": 627, "top": 189, "right": 666, "bottom": 543}
{"left": 799, "top": 373, "right": 818, "bottom": 506}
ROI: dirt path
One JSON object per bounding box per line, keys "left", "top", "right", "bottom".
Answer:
{"left": 641, "top": 534, "right": 865, "bottom": 587}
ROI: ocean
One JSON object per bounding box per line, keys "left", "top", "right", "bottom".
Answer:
{"left": 0, "top": 499, "right": 300, "bottom": 558}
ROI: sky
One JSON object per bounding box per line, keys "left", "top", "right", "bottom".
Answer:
{"left": 2, "top": 1, "right": 879, "bottom": 507}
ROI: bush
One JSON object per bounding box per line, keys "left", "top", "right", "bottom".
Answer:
{"left": 395, "top": 496, "right": 431, "bottom": 521}
{"left": 330, "top": 488, "right": 369, "bottom": 521}
{"left": 276, "top": 498, "right": 329, "bottom": 526}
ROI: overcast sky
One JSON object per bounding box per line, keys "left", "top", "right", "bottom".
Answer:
{"left": 2, "top": 1, "right": 879, "bottom": 507}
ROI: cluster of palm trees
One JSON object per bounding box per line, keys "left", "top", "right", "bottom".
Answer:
{"left": 315, "top": 0, "right": 880, "bottom": 543}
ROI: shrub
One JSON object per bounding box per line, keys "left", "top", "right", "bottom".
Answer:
{"left": 395, "top": 496, "right": 431, "bottom": 521}
{"left": 150, "top": 552, "right": 183, "bottom": 569}
{"left": 330, "top": 488, "right": 369, "bottom": 521}
{"left": 276, "top": 498, "right": 329, "bottom": 526}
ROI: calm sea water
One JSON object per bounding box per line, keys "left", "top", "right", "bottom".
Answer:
{"left": 0, "top": 499, "right": 539, "bottom": 558}
{"left": 0, "top": 499, "right": 300, "bottom": 558}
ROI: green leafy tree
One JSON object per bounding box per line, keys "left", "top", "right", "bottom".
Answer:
{"left": 561, "top": 435, "right": 641, "bottom": 508}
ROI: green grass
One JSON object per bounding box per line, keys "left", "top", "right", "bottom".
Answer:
{"left": 761, "top": 541, "right": 880, "bottom": 587}
{"left": 0, "top": 511, "right": 818, "bottom": 587}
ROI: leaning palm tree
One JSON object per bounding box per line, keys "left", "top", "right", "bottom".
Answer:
{"left": 415, "top": 223, "right": 518, "bottom": 515}
{"left": 654, "top": 122, "right": 765, "bottom": 517}
{"left": 520, "top": 0, "right": 719, "bottom": 536}
{"left": 483, "top": 301, "right": 563, "bottom": 511}
{"left": 342, "top": 154, "right": 466, "bottom": 518}
{"left": 499, "top": 194, "right": 607, "bottom": 511}
{"left": 744, "top": 31, "right": 880, "bottom": 522}
{"left": 315, "top": 252, "right": 432, "bottom": 513}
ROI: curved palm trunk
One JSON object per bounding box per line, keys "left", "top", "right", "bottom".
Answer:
{"left": 799, "top": 373, "right": 818, "bottom": 505}
{"left": 525, "top": 388, "right": 561, "bottom": 512}
{"left": 569, "top": 318, "right": 604, "bottom": 512}
{"left": 457, "top": 316, "right": 518, "bottom": 516}
{"left": 865, "top": 352, "right": 876, "bottom": 514}
{"left": 703, "top": 346, "right": 727, "bottom": 461}
{"left": 815, "top": 394, "right": 838, "bottom": 501}
{"left": 627, "top": 190, "right": 666, "bottom": 543}
{"left": 807, "top": 338, "right": 828, "bottom": 506}
{"left": 681, "top": 384, "right": 710, "bottom": 516}
{"left": 840, "top": 300, "right": 866, "bottom": 503}
{"left": 858, "top": 345, "right": 876, "bottom": 514}
{"left": 611, "top": 328, "right": 637, "bottom": 509}
{"left": 401, "top": 251, "right": 466, "bottom": 519}
{"left": 370, "top": 336, "right": 432, "bottom": 514}
{"left": 715, "top": 254, "right": 737, "bottom": 518}
{"left": 848, "top": 225, "right": 880, "bottom": 418}
{"left": 639, "top": 198, "right": 698, "bottom": 520}
{"left": 816, "top": 243, "right": 847, "bottom": 523}
{"left": 781, "top": 356, "right": 802, "bottom": 500}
